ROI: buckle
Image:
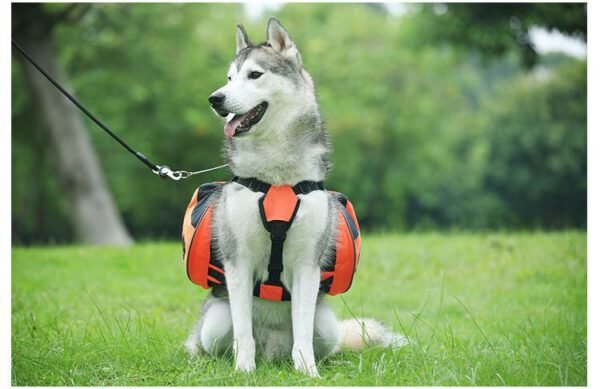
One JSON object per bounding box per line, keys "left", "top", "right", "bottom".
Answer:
{"left": 258, "top": 283, "right": 284, "bottom": 301}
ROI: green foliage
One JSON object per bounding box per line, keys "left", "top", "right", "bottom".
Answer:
{"left": 12, "top": 232, "right": 586, "bottom": 385}
{"left": 412, "top": 3, "right": 586, "bottom": 68}
{"left": 482, "top": 61, "right": 587, "bottom": 228}
{"left": 11, "top": 3, "right": 587, "bottom": 243}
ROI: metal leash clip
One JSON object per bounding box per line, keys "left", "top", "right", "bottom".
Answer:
{"left": 154, "top": 163, "right": 229, "bottom": 181}
{"left": 154, "top": 166, "right": 188, "bottom": 181}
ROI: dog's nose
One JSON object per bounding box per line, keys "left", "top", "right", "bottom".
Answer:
{"left": 208, "top": 92, "right": 225, "bottom": 106}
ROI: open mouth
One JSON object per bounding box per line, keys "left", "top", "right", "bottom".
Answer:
{"left": 224, "top": 102, "right": 268, "bottom": 138}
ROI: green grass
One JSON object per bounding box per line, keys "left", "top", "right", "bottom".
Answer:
{"left": 12, "top": 232, "right": 586, "bottom": 386}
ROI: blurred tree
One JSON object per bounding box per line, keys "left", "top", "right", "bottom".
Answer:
{"left": 412, "top": 3, "right": 586, "bottom": 68}
{"left": 12, "top": 3, "right": 132, "bottom": 245}
{"left": 482, "top": 61, "right": 587, "bottom": 228}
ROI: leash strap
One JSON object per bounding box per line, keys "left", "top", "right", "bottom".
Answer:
{"left": 12, "top": 39, "right": 227, "bottom": 181}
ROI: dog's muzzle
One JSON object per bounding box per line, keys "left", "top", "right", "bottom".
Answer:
{"left": 208, "top": 92, "right": 228, "bottom": 117}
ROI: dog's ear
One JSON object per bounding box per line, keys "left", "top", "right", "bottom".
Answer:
{"left": 236, "top": 24, "right": 250, "bottom": 54}
{"left": 266, "top": 17, "right": 302, "bottom": 67}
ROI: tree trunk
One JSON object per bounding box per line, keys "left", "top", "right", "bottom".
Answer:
{"left": 15, "top": 34, "right": 133, "bottom": 246}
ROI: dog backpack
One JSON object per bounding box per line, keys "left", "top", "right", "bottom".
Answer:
{"left": 181, "top": 177, "right": 361, "bottom": 301}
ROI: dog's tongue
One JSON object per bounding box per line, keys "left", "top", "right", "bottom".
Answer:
{"left": 224, "top": 114, "right": 244, "bottom": 138}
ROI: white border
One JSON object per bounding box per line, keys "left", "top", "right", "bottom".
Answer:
{"left": 4, "top": 1, "right": 592, "bottom": 389}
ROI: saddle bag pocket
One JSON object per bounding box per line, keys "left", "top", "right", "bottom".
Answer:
{"left": 182, "top": 182, "right": 226, "bottom": 288}
{"left": 320, "top": 192, "right": 362, "bottom": 296}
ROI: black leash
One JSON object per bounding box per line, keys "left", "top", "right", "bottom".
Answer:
{"left": 12, "top": 39, "right": 228, "bottom": 181}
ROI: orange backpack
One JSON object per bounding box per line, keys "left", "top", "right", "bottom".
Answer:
{"left": 182, "top": 177, "right": 361, "bottom": 301}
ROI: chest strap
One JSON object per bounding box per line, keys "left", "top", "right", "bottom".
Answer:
{"left": 232, "top": 176, "right": 324, "bottom": 195}
{"left": 232, "top": 176, "right": 324, "bottom": 301}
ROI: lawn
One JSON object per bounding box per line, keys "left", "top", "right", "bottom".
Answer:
{"left": 11, "top": 232, "right": 586, "bottom": 386}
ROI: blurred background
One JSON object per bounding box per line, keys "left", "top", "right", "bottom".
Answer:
{"left": 11, "top": 3, "right": 587, "bottom": 245}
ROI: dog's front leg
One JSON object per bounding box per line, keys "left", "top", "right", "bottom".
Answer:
{"left": 224, "top": 261, "right": 256, "bottom": 372}
{"left": 291, "top": 264, "right": 321, "bottom": 377}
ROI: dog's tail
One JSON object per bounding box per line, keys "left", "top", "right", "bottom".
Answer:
{"left": 337, "top": 318, "right": 407, "bottom": 351}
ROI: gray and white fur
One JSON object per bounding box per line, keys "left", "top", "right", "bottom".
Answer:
{"left": 184, "top": 18, "right": 405, "bottom": 377}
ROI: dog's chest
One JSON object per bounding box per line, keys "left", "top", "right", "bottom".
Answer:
{"left": 222, "top": 183, "right": 329, "bottom": 282}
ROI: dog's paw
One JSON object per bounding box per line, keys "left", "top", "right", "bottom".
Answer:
{"left": 292, "top": 347, "right": 320, "bottom": 378}
{"left": 235, "top": 355, "right": 256, "bottom": 373}
{"left": 295, "top": 363, "right": 320, "bottom": 378}
{"left": 234, "top": 338, "right": 256, "bottom": 373}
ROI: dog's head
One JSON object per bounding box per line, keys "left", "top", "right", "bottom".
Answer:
{"left": 209, "top": 18, "right": 313, "bottom": 139}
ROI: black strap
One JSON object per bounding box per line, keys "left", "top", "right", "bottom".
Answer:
{"left": 293, "top": 180, "right": 325, "bottom": 194}
{"left": 265, "top": 222, "right": 287, "bottom": 283}
{"left": 232, "top": 176, "right": 325, "bottom": 194}
{"left": 232, "top": 176, "right": 271, "bottom": 193}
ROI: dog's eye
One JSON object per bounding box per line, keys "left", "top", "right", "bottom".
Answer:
{"left": 227, "top": 76, "right": 232, "bottom": 81}
{"left": 248, "top": 71, "right": 263, "bottom": 80}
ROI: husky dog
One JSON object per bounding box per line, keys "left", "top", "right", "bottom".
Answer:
{"left": 185, "top": 18, "right": 404, "bottom": 377}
